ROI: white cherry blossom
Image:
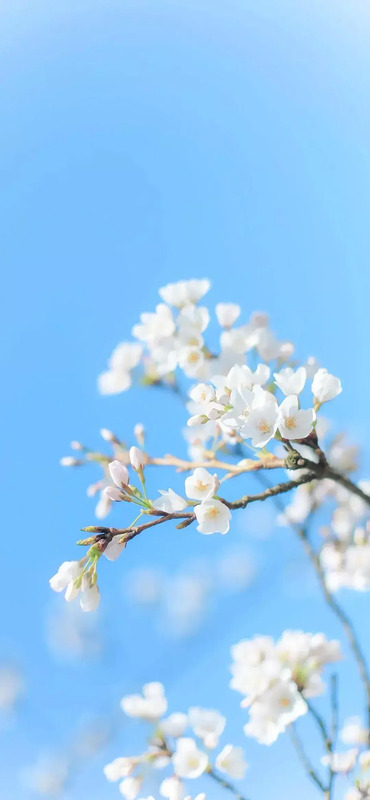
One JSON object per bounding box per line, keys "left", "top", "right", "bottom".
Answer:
{"left": 189, "top": 383, "right": 215, "bottom": 405}
{"left": 312, "top": 368, "right": 342, "bottom": 404}
{"left": 133, "top": 304, "right": 175, "bottom": 343}
{"left": 185, "top": 468, "right": 219, "bottom": 501}
{"left": 160, "top": 776, "right": 185, "bottom": 800}
{"left": 188, "top": 707, "right": 226, "bottom": 749}
{"left": 153, "top": 489, "right": 188, "bottom": 513}
{"left": 274, "top": 366, "right": 306, "bottom": 396}
{"left": 340, "top": 717, "right": 369, "bottom": 746}
{"left": 119, "top": 776, "right": 143, "bottom": 799}
{"left": 98, "top": 342, "right": 142, "bottom": 395}
{"left": 159, "top": 279, "right": 210, "bottom": 307}
{"left": 49, "top": 560, "right": 82, "bottom": 595}
{"left": 104, "top": 757, "right": 139, "bottom": 782}
{"left": 178, "top": 347, "right": 205, "bottom": 379}
{"left": 160, "top": 713, "right": 189, "bottom": 738}
{"left": 195, "top": 500, "right": 231, "bottom": 535}
{"left": 104, "top": 538, "right": 126, "bottom": 561}
{"left": 321, "top": 749, "right": 358, "bottom": 773}
{"left": 215, "top": 745, "right": 248, "bottom": 779}
{"left": 121, "top": 682, "right": 167, "bottom": 720}
{"left": 240, "top": 400, "right": 279, "bottom": 448}
{"left": 215, "top": 303, "right": 241, "bottom": 328}
{"left": 278, "top": 395, "right": 315, "bottom": 440}
{"left": 172, "top": 737, "right": 208, "bottom": 778}
{"left": 178, "top": 305, "right": 210, "bottom": 333}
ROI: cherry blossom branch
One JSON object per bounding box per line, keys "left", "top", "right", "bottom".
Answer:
{"left": 80, "top": 473, "right": 317, "bottom": 547}
{"left": 327, "top": 675, "right": 338, "bottom": 800}
{"left": 145, "top": 452, "right": 285, "bottom": 475}
{"left": 304, "top": 698, "right": 332, "bottom": 753}
{"left": 285, "top": 450, "right": 370, "bottom": 506}
{"left": 219, "top": 472, "right": 316, "bottom": 509}
{"left": 294, "top": 695, "right": 335, "bottom": 797}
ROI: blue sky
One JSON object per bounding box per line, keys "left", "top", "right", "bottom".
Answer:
{"left": 1, "top": 0, "right": 370, "bottom": 798}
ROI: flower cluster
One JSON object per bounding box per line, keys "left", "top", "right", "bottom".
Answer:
{"left": 187, "top": 364, "right": 342, "bottom": 453}
{"left": 91, "top": 279, "right": 343, "bottom": 462}
{"left": 49, "top": 559, "right": 100, "bottom": 612}
{"left": 104, "top": 682, "right": 247, "bottom": 800}
{"left": 230, "top": 631, "right": 341, "bottom": 744}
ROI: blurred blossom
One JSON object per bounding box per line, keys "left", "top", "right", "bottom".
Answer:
{"left": 72, "top": 716, "right": 111, "bottom": 758}
{"left": 0, "top": 664, "right": 24, "bottom": 713}
{"left": 126, "top": 568, "right": 164, "bottom": 606}
{"left": 124, "top": 551, "right": 255, "bottom": 637}
{"left": 45, "top": 599, "right": 103, "bottom": 660}
{"left": 21, "top": 755, "right": 69, "bottom": 796}
{"left": 217, "top": 552, "right": 255, "bottom": 592}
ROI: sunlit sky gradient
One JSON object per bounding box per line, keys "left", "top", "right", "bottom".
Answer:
{"left": 1, "top": 0, "right": 370, "bottom": 798}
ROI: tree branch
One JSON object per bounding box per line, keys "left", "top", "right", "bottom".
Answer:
{"left": 206, "top": 766, "right": 250, "bottom": 800}
{"left": 289, "top": 724, "right": 327, "bottom": 793}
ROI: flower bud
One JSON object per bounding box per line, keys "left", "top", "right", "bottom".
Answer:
{"left": 100, "top": 428, "right": 116, "bottom": 442}
{"left": 109, "top": 459, "right": 129, "bottom": 487}
{"left": 103, "top": 486, "right": 125, "bottom": 502}
{"left": 60, "top": 456, "right": 79, "bottom": 467}
{"left": 134, "top": 423, "right": 145, "bottom": 446}
{"left": 129, "top": 446, "right": 145, "bottom": 471}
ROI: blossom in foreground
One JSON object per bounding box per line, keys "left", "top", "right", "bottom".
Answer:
{"left": 172, "top": 738, "right": 208, "bottom": 778}
{"left": 120, "top": 682, "right": 168, "bottom": 720}
{"left": 153, "top": 490, "right": 188, "bottom": 513}
{"left": 274, "top": 366, "right": 307, "bottom": 396}
{"left": 277, "top": 395, "right": 315, "bottom": 440}
{"left": 240, "top": 400, "right": 279, "bottom": 448}
{"left": 185, "top": 468, "right": 219, "bottom": 502}
{"left": 195, "top": 500, "right": 231, "bottom": 535}
{"left": 312, "top": 368, "right": 342, "bottom": 404}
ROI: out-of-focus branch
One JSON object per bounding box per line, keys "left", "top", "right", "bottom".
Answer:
{"left": 289, "top": 724, "right": 327, "bottom": 794}
{"left": 206, "top": 765, "right": 250, "bottom": 800}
